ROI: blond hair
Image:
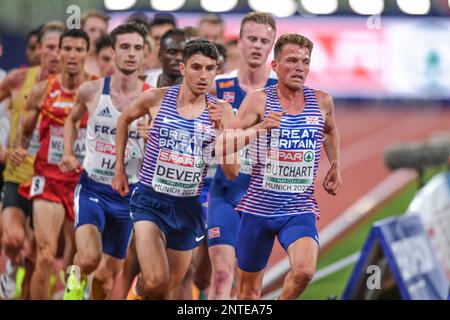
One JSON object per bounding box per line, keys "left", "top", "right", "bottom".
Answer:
{"left": 81, "top": 10, "right": 110, "bottom": 29}
{"left": 239, "top": 12, "right": 276, "bottom": 37}
{"left": 274, "top": 33, "right": 313, "bottom": 59}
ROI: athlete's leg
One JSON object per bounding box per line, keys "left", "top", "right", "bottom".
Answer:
{"left": 237, "top": 269, "right": 265, "bottom": 300}
{"left": 30, "top": 199, "right": 65, "bottom": 299}
{"left": 279, "top": 237, "right": 318, "bottom": 300}
{"left": 121, "top": 236, "right": 140, "bottom": 299}
{"left": 277, "top": 214, "right": 319, "bottom": 300}
{"left": 174, "top": 256, "right": 195, "bottom": 299}
{"left": 208, "top": 245, "right": 235, "bottom": 299}
{"left": 62, "top": 219, "right": 76, "bottom": 274}
{"left": 134, "top": 221, "right": 169, "bottom": 299}
{"left": 21, "top": 224, "right": 36, "bottom": 300}
{"left": 207, "top": 197, "right": 240, "bottom": 300}
{"left": 165, "top": 248, "right": 194, "bottom": 300}
{"left": 193, "top": 240, "right": 211, "bottom": 292}
{"left": 91, "top": 253, "right": 123, "bottom": 300}
{"left": 73, "top": 224, "right": 102, "bottom": 277}
{"left": 1, "top": 207, "right": 27, "bottom": 267}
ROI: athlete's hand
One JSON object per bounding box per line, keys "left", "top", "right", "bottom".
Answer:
{"left": 261, "top": 111, "right": 283, "bottom": 130}
{"left": 59, "top": 154, "right": 81, "bottom": 173}
{"left": 323, "top": 163, "right": 342, "bottom": 196}
{"left": 112, "top": 171, "right": 129, "bottom": 197}
{"left": 10, "top": 147, "right": 28, "bottom": 168}
{"left": 208, "top": 102, "right": 223, "bottom": 131}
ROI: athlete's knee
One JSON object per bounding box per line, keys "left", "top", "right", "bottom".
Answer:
{"left": 291, "top": 263, "right": 315, "bottom": 285}
{"left": 35, "top": 244, "right": 56, "bottom": 271}
{"left": 77, "top": 251, "right": 102, "bottom": 275}
{"left": 212, "top": 268, "right": 233, "bottom": 287}
{"left": 2, "top": 227, "right": 26, "bottom": 254}
{"left": 238, "top": 285, "right": 260, "bottom": 300}
{"left": 142, "top": 271, "right": 170, "bottom": 297}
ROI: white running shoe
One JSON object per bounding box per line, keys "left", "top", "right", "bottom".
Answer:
{"left": 0, "top": 259, "right": 17, "bottom": 300}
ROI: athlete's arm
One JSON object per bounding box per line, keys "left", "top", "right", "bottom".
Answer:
{"left": 317, "top": 90, "right": 341, "bottom": 196}
{"left": 0, "top": 68, "right": 25, "bottom": 103}
{"left": 112, "top": 88, "right": 164, "bottom": 196}
{"left": 59, "top": 81, "right": 96, "bottom": 173}
{"left": 210, "top": 100, "right": 239, "bottom": 180}
{"left": 10, "top": 80, "right": 46, "bottom": 167}
{"left": 216, "top": 90, "right": 281, "bottom": 157}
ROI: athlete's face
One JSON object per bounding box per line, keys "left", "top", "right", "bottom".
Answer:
{"left": 60, "top": 37, "right": 88, "bottom": 76}
{"left": 26, "top": 35, "right": 41, "bottom": 66}
{"left": 272, "top": 44, "right": 311, "bottom": 91}
{"left": 199, "top": 22, "right": 224, "bottom": 44}
{"left": 239, "top": 22, "right": 275, "bottom": 68}
{"left": 39, "top": 32, "right": 61, "bottom": 74}
{"left": 150, "top": 23, "right": 175, "bottom": 53}
{"left": 97, "top": 46, "right": 115, "bottom": 77}
{"left": 180, "top": 53, "right": 217, "bottom": 96}
{"left": 160, "top": 35, "right": 186, "bottom": 78}
{"left": 83, "top": 17, "right": 108, "bottom": 52}
{"left": 114, "top": 33, "right": 145, "bottom": 75}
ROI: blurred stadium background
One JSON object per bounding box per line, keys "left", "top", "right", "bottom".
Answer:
{"left": 1, "top": 0, "right": 450, "bottom": 300}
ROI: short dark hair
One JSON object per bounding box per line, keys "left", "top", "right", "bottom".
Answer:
{"left": 183, "top": 39, "right": 219, "bottom": 63}
{"left": 27, "top": 25, "right": 43, "bottom": 43}
{"left": 199, "top": 13, "right": 223, "bottom": 26}
{"left": 95, "top": 34, "right": 112, "bottom": 55}
{"left": 110, "top": 22, "right": 147, "bottom": 49}
{"left": 59, "top": 29, "right": 90, "bottom": 51}
{"left": 160, "top": 28, "right": 187, "bottom": 50}
{"left": 215, "top": 43, "right": 227, "bottom": 61}
{"left": 126, "top": 12, "right": 149, "bottom": 34}
{"left": 274, "top": 33, "right": 313, "bottom": 60}
{"left": 149, "top": 12, "right": 176, "bottom": 31}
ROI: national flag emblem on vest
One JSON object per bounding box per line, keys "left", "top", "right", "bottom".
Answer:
{"left": 223, "top": 91, "right": 235, "bottom": 103}
{"left": 306, "top": 116, "right": 319, "bottom": 124}
{"left": 208, "top": 227, "right": 220, "bottom": 239}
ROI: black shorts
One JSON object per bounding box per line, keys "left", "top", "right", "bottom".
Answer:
{"left": 2, "top": 182, "right": 33, "bottom": 218}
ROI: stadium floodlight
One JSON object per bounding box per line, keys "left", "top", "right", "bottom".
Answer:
{"left": 397, "top": 0, "right": 430, "bottom": 14}
{"left": 349, "top": 0, "right": 384, "bottom": 15}
{"left": 301, "top": 0, "right": 338, "bottom": 15}
{"left": 201, "top": 0, "right": 238, "bottom": 12}
{"left": 104, "top": 0, "right": 137, "bottom": 10}
{"left": 150, "top": 0, "right": 186, "bottom": 11}
{"left": 248, "top": 0, "right": 297, "bottom": 17}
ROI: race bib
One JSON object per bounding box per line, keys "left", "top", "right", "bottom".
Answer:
{"left": 238, "top": 145, "right": 253, "bottom": 175}
{"left": 30, "top": 175, "right": 45, "bottom": 197}
{"left": 206, "top": 159, "right": 218, "bottom": 179}
{"left": 262, "top": 148, "right": 315, "bottom": 193}
{"left": 90, "top": 140, "right": 141, "bottom": 184}
{"left": 27, "top": 128, "right": 40, "bottom": 157}
{"left": 152, "top": 149, "right": 206, "bottom": 196}
{"left": 48, "top": 126, "right": 86, "bottom": 165}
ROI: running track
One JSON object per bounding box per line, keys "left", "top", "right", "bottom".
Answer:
{"left": 1, "top": 104, "right": 449, "bottom": 299}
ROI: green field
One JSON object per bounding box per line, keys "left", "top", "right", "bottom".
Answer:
{"left": 299, "top": 169, "right": 443, "bottom": 300}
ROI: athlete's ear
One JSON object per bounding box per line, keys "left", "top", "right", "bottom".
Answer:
{"left": 271, "top": 59, "right": 278, "bottom": 71}
{"left": 179, "top": 62, "right": 186, "bottom": 77}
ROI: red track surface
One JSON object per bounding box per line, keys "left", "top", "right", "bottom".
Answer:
{"left": 1, "top": 104, "right": 450, "bottom": 299}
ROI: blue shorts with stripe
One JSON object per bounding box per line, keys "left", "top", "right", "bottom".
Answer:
{"left": 236, "top": 212, "right": 319, "bottom": 272}
{"left": 129, "top": 183, "right": 206, "bottom": 251}
{"left": 74, "top": 171, "right": 137, "bottom": 259}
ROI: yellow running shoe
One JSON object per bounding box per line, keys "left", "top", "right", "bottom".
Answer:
{"left": 12, "top": 267, "right": 25, "bottom": 299}
{"left": 63, "top": 265, "right": 86, "bottom": 300}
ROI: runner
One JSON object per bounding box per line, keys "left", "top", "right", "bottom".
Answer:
{"left": 207, "top": 12, "right": 277, "bottom": 300}
{"left": 95, "top": 34, "right": 115, "bottom": 77}
{"left": 0, "top": 22, "right": 64, "bottom": 300}
{"left": 217, "top": 33, "right": 341, "bottom": 299}
{"left": 112, "top": 39, "right": 235, "bottom": 299}
{"left": 11, "top": 29, "right": 92, "bottom": 300}
{"left": 59, "top": 22, "right": 149, "bottom": 300}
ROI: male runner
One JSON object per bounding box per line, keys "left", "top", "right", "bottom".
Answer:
{"left": 81, "top": 10, "right": 109, "bottom": 77}
{"left": 26, "top": 26, "right": 43, "bottom": 67}
{"left": 11, "top": 29, "right": 92, "bottom": 300}
{"left": 218, "top": 33, "right": 341, "bottom": 299}
{"left": 0, "top": 22, "right": 64, "bottom": 299}
{"left": 95, "top": 34, "right": 115, "bottom": 78}
{"left": 146, "top": 13, "right": 176, "bottom": 72}
{"left": 207, "top": 12, "right": 278, "bottom": 299}
{"left": 113, "top": 39, "right": 235, "bottom": 300}
{"left": 58, "top": 22, "right": 149, "bottom": 300}
{"left": 145, "top": 29, "right": 186, "bottom": 88}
